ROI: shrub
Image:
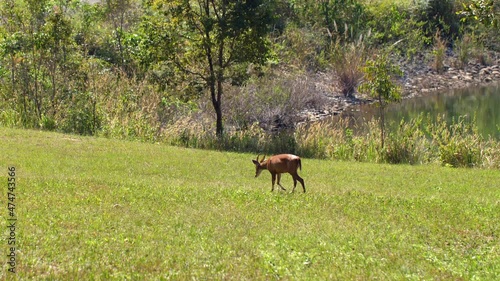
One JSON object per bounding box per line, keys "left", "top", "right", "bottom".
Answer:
{"left": 0, "top": 109, "right": 21, "bottom": 128}
{"left": 418, "top": 0, "right": 460, "bottom": 41}
{"left": 382, "top": 117, "right": 430, "bottom": 164}
{"left": 40, "top": 114, "right": 57, "bottom": 131}
{"left": 274, "top": 25, "right": 329, "bottom": 72}
{"left": 429, "top": 115, "right": 483, "bottom": 168}
{"left": 365, "top": 2, "right": 430, "bottom": 60}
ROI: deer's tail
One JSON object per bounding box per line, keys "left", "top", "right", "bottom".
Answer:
{"left": 298, "top": 159, "right": 302, "bottom": 171}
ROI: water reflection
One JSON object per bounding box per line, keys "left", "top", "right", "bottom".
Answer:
{"left": 341, "top": 83, "right": 500, "bottom": 139}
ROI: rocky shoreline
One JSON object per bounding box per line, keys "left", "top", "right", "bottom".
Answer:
{"left": 301, "top": 55, "right": 500, "bottom": 122}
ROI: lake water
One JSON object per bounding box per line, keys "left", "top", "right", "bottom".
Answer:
{"left": 342, "top": 83, "right": 500, "bottom": 139}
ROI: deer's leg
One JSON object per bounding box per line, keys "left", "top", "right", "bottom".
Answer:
{"left": 291, "top": 173, "right": 306, "bottom": 193}
{"left": 271, "top": 173, "right": 276, "bottom": 192}
{"left": 296, "top": 174, "right": 305, "bottom": 193}
{"left": 291, "top": 173, "right": 297, "bottom": 193}
{"left": 277, "top": 173, "right": 286, "bottom": 191}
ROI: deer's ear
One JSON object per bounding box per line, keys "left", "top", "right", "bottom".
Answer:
{"left": 252, "top": 160, "right": 259, "bottom": 166}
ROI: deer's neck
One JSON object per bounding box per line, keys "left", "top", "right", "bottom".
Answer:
{"left": 260, "top": 160, "right": 269, "bottom": 170}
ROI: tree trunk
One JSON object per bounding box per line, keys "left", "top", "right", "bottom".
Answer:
{"left": 213, "top": 78, "right": 224, "bottom": 137}
{"left": 208, "top": 75, "right": 224, "bottom": 138}
{"left": 215, "top": 100, "right": 223, "bottom": 137}
{"left": 379, "top": 95, "right": 385, "bottom": 148}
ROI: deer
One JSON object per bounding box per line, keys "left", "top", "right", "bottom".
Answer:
{"left": 252, "top": 154, "right": 306, "bottom": 193}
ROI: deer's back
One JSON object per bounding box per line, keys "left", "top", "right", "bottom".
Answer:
{"left": 267, "top": 154, "right": 300, "bottom": 173}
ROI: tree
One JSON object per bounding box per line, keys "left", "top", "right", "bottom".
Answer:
{"left": 359, "top": 53, "right": 402, "bottom": 148}
{"left": 43, "top": 5, "right": 72, "bottom": 116}
{"left": 105, "top": 0, "right": 139, "bottom": 76}
{"left": 458, "top": 0, "right": 498, "bottom": 28}
{"left": 156, "top": 0, "right": 275, "bottom": 137}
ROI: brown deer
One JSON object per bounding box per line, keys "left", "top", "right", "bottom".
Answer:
{"left": 252, "top": 154, "right": 306, "bottom": 193}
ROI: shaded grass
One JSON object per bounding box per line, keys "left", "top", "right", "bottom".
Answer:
{"left": 0, "top": 127, "right": 499, "bottom": 280}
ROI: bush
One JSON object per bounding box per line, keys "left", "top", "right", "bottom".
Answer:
{"left": 40, "top": 114, "right": 57, "bottom": 131}
{"left": 365, "top": 2, "right": 429, "bottom": 59}
{"left": 418, "top": 0, "right": 460, "bottom": 41}
{"left": 274, "top": 25, "right": 329, "bottom": 71}
{"left": 295, "top": 117, "right": 380, "bottom": 161}
{"left": 0, "top": 109, "right": 21, "bottom": 127}
{"left": 382, "top": 117, "right": 430, "bottom": 164}
{"left": 429, "top": 115, "right": 483, "bottom": 168}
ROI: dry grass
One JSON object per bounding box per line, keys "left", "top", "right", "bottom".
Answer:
{"left": 331, "top": 39, "right": 367, "bottom": 98}
{"left": 432, "top": 30, "right": 447, "bottom": 73}
{"left": 224, "top": 73, "right": 327, "bottom": 131}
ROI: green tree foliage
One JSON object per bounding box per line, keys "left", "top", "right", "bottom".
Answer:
{"left": 458, "top": 0, "right": 498, "bottom": 27}
{"left": 104, "top": 0, "right": 140, "bottom": 76}
{"left": 419, "top": 0, "right": 460, "bottom": 41}
{"left": 458, "top": 0, "right": 499, "bottom": 50}
{"left": 292, "top": 0, "right": 366, "bottom": 41}
{"left": 154, "top": 0, "right": 275, "bottom": 136}
{"left": 365, "top": 2, "right": 429, "bottom": 58}
{"left": 0, "top": 0, "right": 110, "bottom": 133}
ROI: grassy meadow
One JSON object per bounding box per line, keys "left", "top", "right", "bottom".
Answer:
{"left": 1, "top": 127, "right": 499, "bottom": 280}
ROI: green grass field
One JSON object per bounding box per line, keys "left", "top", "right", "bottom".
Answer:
{"left": 1, "top": 127, "right": 499, "bottom": 280}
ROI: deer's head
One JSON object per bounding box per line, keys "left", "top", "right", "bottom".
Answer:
{"left": 252, "top": 155, "right": 266, "bottom": 177}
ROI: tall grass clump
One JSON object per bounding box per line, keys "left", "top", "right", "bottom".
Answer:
{"left": 429, "top": 115, "right": 485, "bottom": 168}
{"left": 482, "top": 140, "right": 500, "bottom": 169}
{"left": 454, "top": 31, "right": 492, "bottom": 68}
{"left": 330, "top": 33, "right": 367, "bottom": 98}
{"left": 381, "top": 116, "right": 431, "bottom": 164}
{"left": 431, "top": 30, "right": 447, "bottom": 73}
{"left": 454, "top": 32, "right": 474, "bottom": 68}
{"left": 295, "top": 116, "right": 431, "bottom": 164}
{"left": 96, "top": 73, "right": 163, "bottom": 142}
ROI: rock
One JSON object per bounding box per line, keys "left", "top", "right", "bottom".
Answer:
{"left": 479, "top": 68, "right": 491, "bottom": 75}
